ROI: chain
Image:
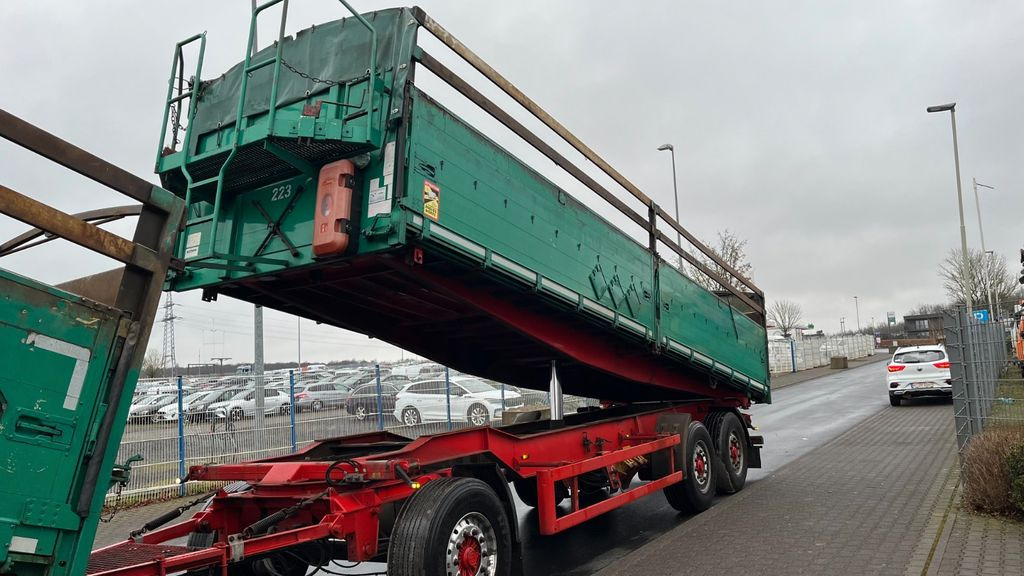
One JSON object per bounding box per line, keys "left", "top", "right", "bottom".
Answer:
{"left": 99, "top": 483, "right": 124, "bottom": 523}
{"left": 280, "top": 59, "right": 341, "bottom": 87}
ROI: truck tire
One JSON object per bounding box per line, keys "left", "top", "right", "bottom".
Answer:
{"left": 713, "top": 412, "right": 747, "bottom": 495}
{"left": 512, "top": 477, "right": 567, "bottom": 508}
{"left": 663, "top": 421, "right": 715, "bottom": 513}
{"left": 389, "top": 477, "right": 512, "bottom": 576}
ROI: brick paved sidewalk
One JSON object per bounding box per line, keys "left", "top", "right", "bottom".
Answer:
{"left": 932, "top": 505, "right": 1024, "bottom": 575}
{"left": 597, "top": 401, "right": 957, "bottom": 576}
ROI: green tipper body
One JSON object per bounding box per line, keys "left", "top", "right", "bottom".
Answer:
{"left": 0, "top": 269, "right": 134, "bottom": 576}
{"left": 158, "top": 7, "right": 770, "bottom": 403}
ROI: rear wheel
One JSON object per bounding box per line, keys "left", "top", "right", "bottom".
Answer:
{"left": 312, "top": 400, "right": 324, "bottom": 411}
{"left": 402, "top": 407, "right": 421, "bottom": 426}
{"left": 889, "top": 394, "right": 901, "bottom": 407}
{"left": 354, "top": 404, "right": 368, "bottom": 421}
{"left": 229, "top": 407, "right": 244, "bottom": 421}
{"left": 663, "top": 421, "right": 715, "bottom": 513}
{"left": 468, "top": 404, "right": 489, "bottom": 426}
{"left": 389, "top": 477, "right": 512, "bottom": 576}
{"left": 712, "top": 412, "right": 748, "bottom": 494}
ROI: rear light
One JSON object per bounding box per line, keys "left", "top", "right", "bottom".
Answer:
{"left": 934, "top": 361, "right": 951, "bottom": 369}
{"left": 295, "top": 393, "right": 309, "bottom": 399}
{"left": 887, "top": 365, "right": 906, "bottom": 372}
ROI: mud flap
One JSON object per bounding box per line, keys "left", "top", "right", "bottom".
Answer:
{"left": 649, "top": 413, "right": 691, "bottom": 480}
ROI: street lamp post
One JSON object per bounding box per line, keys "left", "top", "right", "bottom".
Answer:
{"left": 927, "top": 103, "right": 972, "bottom": 314}
{"left": 854, "top": 296, "right": 860, "bottom": 333}
{"left": 657, "top": 143, "right": 681, "bottom": 247}
{"left": 972, "top": 178, "right": 996, "bottom": 318}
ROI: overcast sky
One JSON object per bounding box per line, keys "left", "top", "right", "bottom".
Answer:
{"left": 2, "top": 1, "right": 1022, "bottom": 366}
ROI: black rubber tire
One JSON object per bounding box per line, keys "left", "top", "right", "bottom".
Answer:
{"left": 230, "top": 407, "right": 244, "bottom": 421}
{"left": 663, "top": 421, "right": 715, "bottom": 513}
{"left": 388, "top": 477, "right": 512, "bottom": 576}
{"left": 512, "top": 478, "right": 567, "bottom": 508}
{"left": 354, "top": 404, "right": 368, "bottom": 421}
{"left": 889, "top": 394, "right": 901, "bottom": 407}
{"left": 312, "top": 400, "right": 324, "bottom": 411}
{"left": 467, "top": 404, "right": 489, "bottom": 426}
{"left": 712, "top": 412, "right": 748, "bottom": 495}
{"left": 401, "top": 407, "right": 421, "bottom": 426}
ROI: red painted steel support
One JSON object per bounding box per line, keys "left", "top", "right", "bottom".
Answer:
{"left": 535, "top": 435, "right": 682, "bottom": 534}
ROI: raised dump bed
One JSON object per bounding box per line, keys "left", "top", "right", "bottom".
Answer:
{"left": 157, "top": 5, "right": 769, "bottom": 404}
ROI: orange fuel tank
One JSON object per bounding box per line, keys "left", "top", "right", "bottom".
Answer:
{"left": 313, "top": 159, "right": 356, "bottom": 257}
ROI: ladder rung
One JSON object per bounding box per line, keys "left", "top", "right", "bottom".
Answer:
{"left": 245, "top": 59, "right": 276, "bottom": 73}
{"left": 168, "top": 93, "right": 191, "bottom": 105}
{"left": 190, "top": 176, "right": 220, "bottom": 188}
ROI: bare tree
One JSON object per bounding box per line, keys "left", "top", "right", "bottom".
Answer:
{"left": 687, "top": 229, "right": 755, "bottom": 292}
{"left": 141, "top": 349, "right": 162, "bottom": 379}
{"left": 938, "top": 248, "right": 1017, "bottom": 308}
{"left": 767, "top": 300, "right": 803, "bottom": 338}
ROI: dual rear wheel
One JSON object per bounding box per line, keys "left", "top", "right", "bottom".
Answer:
{"left": 663, "top": 412, "right": 749, "bottom": 513}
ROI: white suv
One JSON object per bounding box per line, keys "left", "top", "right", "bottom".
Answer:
{"left": 394, "top": 377, "right": 522, "bottom": 426}
{"left": 887, "top": 345, "right": 952, "bottom": 406}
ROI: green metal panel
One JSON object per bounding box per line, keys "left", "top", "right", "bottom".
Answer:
{"left": 0, "top": 268, "right": 130, "bottom": 576}
{"left": 160, "top": 8, "right": 769, "bottom": 401}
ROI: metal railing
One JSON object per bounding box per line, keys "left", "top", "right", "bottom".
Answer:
{"left": 944, "top": 308, "right": 1024, "bottom": 459}
{"left": 107, "top": 367, "right": 594, "bottom": 505}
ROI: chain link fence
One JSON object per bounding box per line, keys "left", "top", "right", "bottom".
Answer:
{"left": 944, "top": 308, "right": 1024, "bottom": 459}
{"left": 768, "top": 333, "right": 876, "bottom": 374}
{"left": 108, "top": 368, "right": 592, "bottom": 506}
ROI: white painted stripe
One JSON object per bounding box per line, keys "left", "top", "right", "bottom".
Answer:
{"left": 25, "top": 333, "right": 91, "bottom": 411}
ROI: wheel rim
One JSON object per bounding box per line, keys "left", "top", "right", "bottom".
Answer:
{"left": 692, "top": 440, "right": 711, "bottom": 492}
{"left": 446, "top": 511, "right": 497, "bottom": 576}
{"left": 727, "top": 430, "right": 743, "bottom": 472}
{"left": 403, "top": 409, "right": 418, "bottom": 425}
{"left": 355, "top": 405, "right": 367, "bottom": 420}
{"left": 469, "top": 407, "right": 487, "bottom": 426}
{"left": 313, "top": 401, "right": 323, "bottom": 411}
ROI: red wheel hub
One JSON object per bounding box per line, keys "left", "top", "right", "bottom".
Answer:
{"left": 695, "top": 454, "right": 706, "bottom": 476}
{"left": 730, "top": 441, "right": 740, "bottom": 465}
{"left": 458, "top": 537, "right": 482, "bottom": 576}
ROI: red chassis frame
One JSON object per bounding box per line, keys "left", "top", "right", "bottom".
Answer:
{"left": 88, "top": 402, "right": 745, "bottom": 576}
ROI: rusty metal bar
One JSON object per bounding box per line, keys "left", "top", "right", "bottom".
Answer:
{"left": 412, "top": 10, "right": 762, "bottom": 299}
{"left": 0, "top": 109, "right": 176, "bottom": 213}
{"left": 0, "top": 205, "right": 142, "bottom": 257}
{"left": 416, "top": 51, "right": 648, "bottom": 231}
{"left": 0, "top": 185, "right": 161, "bottom": 272}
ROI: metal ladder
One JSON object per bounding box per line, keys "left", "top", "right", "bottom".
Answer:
{"left": 163, "top": 0, "right": 380, "bottom": 271}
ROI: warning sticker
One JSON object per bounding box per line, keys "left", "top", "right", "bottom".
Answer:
{"left": 184, "top": 232, "right": 202, "bottom": 259}
{"left": 423, "top": 180, "right": 440, "bottom": 221}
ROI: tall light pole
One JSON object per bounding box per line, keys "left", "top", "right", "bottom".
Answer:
{"left": 657, "top": 143, "right": 681, "bottom": 247}
{"left": 840, "top": 317, "right": 846, "bottom": 335}
{"left": 972, "top": 178, "right": 996, "bottom": 318}
{"left": 853, "top": 296, "right": 860, "bottom": 332}
{"left": 927, "top": 103, "right": 972, "bottom": 314}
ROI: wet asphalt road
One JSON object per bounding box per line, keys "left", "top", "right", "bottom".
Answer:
{"left": 515, "top": 360, "right": 892, "bottom": 576}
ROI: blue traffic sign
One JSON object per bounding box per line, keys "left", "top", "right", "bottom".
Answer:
{"left": 972, "top": 309, "right": 990, "bottom": 324}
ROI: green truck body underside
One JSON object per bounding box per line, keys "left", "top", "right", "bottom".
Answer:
{"left": 158, "top": 7, "right": 770, "bottom": 403}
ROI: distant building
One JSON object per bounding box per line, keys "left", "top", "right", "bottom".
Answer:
{"left": 903, "top": 313, "right": 944, "bottom": 340}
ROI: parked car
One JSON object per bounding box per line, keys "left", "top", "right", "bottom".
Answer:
{"left": 151, "top": 388, "right": 245, "bottom": 422}
{"left": 887, "top": 345, "right": 952, "bottom": 406}
{"left": 345, "top": 382, "right": 402, "bottom": 421}
{"left": 293, "top": 381, "right": 351, "bottom": 412}
{"left": 209, "top": 388, "right": 291, "bottom": 420}
{"left": 393, "top": 377, "right": 523, "bottom": 426}
{"left": 127, "top": 394, "right": 177, "bottom": 423}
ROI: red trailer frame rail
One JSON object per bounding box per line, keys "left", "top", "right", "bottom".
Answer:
{"left": 88, "top": 402, "right": 760, "bottom": 576}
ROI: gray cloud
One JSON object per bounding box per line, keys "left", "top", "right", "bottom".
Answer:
{"left": 2, "top": 1, "right": 1021, "bottom": 365}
